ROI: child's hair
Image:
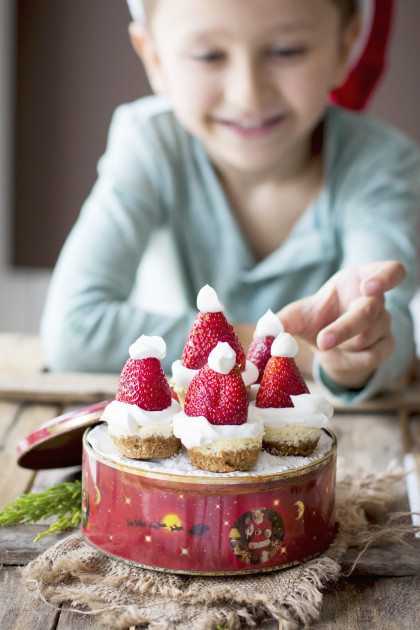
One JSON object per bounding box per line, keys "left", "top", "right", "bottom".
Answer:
{"left": 332, "top": 0, "right": 359, "bottom": 25}
{"left": 126, "top": 0, "right": 360, "bottom": 25}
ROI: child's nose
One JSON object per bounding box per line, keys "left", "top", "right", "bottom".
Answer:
{"left": 225, "top": 56, "right": 271, "bottom": 110}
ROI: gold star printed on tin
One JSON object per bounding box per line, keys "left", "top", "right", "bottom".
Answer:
{"left": 145, "top": 535, "right": 152, "bottom": 543}
{"left": 224, "top": 520, "right": 230, "bottom": 526}
{"left": 179, "top": 547, "right": 190, "bottom": 557}
{"left": 273, "top": 499, "right": 280, "bottom": 506}
{"left": 280, "top": 546, "right": 287, "bottom": 554}
{"left": 215, "top": 504, "right": 221, "bottom": 510}
{"left": 125, "top": 496, "right": 132, "bottom": 505}
{"left": 178, "top": 493, "right": 184, "bottom": 499}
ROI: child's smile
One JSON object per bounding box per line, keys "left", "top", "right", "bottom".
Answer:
{"left": 213, "top": 114, "right": 287, "bottom": 141}
{"left": 140, "top": 0, "right": 354, "bottom": 180}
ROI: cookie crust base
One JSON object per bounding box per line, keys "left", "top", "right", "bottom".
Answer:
{"left": 110, "top": 434, "right": 181, "bottom": 459}
{"left": 187, "top": 444, "right": 261, "bottom": 473}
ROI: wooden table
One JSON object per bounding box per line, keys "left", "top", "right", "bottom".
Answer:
{"left": 0, "top": 333, "right": 419, "bottom": 629}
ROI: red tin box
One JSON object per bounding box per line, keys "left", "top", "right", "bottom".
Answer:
{"left": 81, "top": 424, "right": 337, "bottom": 575}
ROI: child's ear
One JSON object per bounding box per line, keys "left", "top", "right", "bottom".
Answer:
{"left": 331, "top": 13, "right": 363, "bottom": 90}
{"left": 128, "top": 22, "right": 167, "bottom": 95}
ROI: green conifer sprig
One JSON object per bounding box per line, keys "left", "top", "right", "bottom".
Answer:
{"left": 0, "top": 479, "right": 82, "bottom": 541}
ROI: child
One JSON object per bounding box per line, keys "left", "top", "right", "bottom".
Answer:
{"left": 41, "top": 0, "right": 420, "bottom": 403}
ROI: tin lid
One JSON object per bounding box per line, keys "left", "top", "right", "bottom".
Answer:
{"left": 17, "top": 400, "right": 112, "bottom": 469}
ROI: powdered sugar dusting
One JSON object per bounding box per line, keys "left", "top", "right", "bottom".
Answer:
{"left": 88, "top": 424, "right": 333, "bottom": 479}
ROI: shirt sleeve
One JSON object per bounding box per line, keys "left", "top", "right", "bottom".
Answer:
{"left": 40, "top": 103, "right": 196, "bottom": 374}
{"left": 313, "top": 129, "right": 420, "bottom": 403}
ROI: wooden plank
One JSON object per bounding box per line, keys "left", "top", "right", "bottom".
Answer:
{"left": 342, "top": 541, "right": 420, "bottom": 576}
{"left": 329, "top": 413, "right": 406, "bottom": 479}
{"left": 0, "top": 371, "right": 118, "bottom": 404}
{"left": 321, "top": 382, "right": 420, "bottom": 413}
{"left": 312, "top": 576, "right": 420, "bottom": 629}
{"left": 0, "top": 334, "right": 45, "bottom": 373}
{"left": 0, "top": 403, "right": 60, "bottom": 505}
{"left": 0, "top": 525, "right": 76, "bottom": 565}
{"left": 0, "top": 399, "right": 21, "bottom": 443}
{"left": 31, "top": 466, "right": 82, "bottom": 494}
{"left": 0, "top": 566, "right": 58, "bottom": 630}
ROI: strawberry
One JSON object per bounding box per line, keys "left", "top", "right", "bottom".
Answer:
{"left": 116, "top": 357, "right": 172, "bottom": 411}
{"left": 256, "top": 356, "right": 309, "bottom": 409}
{"left": 247, "top": 309, "right": 284, "bottom": 383}
{"left": 185, "top": 363, "right": 248, "bottom": 425}
{"left": 246, "top": 335, "right": 275, "bottom": 384}
{"left": 182, "top": 311, "right": 246, "bottom": 371}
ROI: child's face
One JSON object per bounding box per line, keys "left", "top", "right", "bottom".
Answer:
{"left": 135, "top": 0, "right": 358, "bottom": 178}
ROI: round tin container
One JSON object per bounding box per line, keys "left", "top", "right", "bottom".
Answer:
{"left": 82, "top": 424, "right": 337, "bottom": 575}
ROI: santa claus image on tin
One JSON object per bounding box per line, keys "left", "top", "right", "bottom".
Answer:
{"left": 246, "top": 509, "right": 273, "bottom": 564}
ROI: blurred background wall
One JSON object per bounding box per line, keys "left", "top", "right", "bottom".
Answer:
{"left": 0, "top": 0, "right": 419, "bottom": 335}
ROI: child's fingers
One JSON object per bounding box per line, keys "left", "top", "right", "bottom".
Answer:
{"left": 335, "top": 309, "right": 392, "bottom": 352}
{"left": 276, "top": 296, "right": 314, "bottom": 337}
{"left": 316, "top": 295, "right": 385, "bottom": 350}
{"left": 320, "top": 334, "right": 395, "bottom": 385}
{"left": 350, "top": 335, "right": 395, "bottom": 369}
{"left": 360, "top": 260, "right": 406, "bottom": 297}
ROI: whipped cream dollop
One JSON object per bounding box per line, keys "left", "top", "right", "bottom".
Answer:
{"left": 104, "top": 399, "right": 181, "bottom": 433}
{"left": 172, "top": 358, "right": 258, "bottom": 388}
{"left": 255, "top": 309, "right": 284, "bottom": 338}
{"left": 171, "top": 360, "right": 200, "bottom": 388}
{"left": 129, "top": 335, "right": 166, "bottom": 360}
{"left": 197, "top": 284, "right": 224, "bottom": 313}
{"left": 173, "top": 412, "right": 264, "bottom": 449}
{"left": 271, "top": 332, "right": 299, "bottom": 358}
{"left": 248, "top": 393, "right": 333, "bottom": 429}
{"left": 242, "top": 360, "right": 259, "bottom": 386}
{"left": 208, "top": 341, "right": 235, "bottom": 374}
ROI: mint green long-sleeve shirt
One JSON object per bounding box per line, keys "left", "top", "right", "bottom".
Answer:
{"left": 41, "top": 96, "right": 420, "bottom": 402}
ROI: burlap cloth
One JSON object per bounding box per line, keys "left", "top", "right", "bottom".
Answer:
{"left": 21, "top": 465, "right": 417, "bottom": 630}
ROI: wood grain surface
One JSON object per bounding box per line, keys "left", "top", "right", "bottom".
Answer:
{"left": 0, "top": 334, "right": 419, "bottom": 629}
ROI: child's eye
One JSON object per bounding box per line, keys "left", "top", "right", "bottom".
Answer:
{"left": 269, "top": 47, "right": 306, "bottom": 58}
{"left": 192, "top": 51, "right": 225, "bottom": 63}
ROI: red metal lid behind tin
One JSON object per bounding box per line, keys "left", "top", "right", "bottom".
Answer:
{"left": 16, "top": 400, "right": 111, "bottom": 469}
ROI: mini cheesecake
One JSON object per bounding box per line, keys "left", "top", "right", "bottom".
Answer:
{"left": 173, "top": 342, "right": 263, "bottom": 473}
{"left": 103, "top": 335, "right": 181, "bottom": 459}
{"left": 249, "top": 332, "right": 333, "bottom": 456}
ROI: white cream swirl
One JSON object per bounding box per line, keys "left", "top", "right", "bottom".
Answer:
{"left": 103, "top": 399, "right": 181, "bottom": 434}
{"left": 255, "top": 309, "right": 284, "bottom": 338}
{"left": 196, "top": 284, "right": 224, "bottom": 313}
{"left": 172, "top": 358, "right": 258, "bottom": 388}
{"left": 173, "top": 412, "right": 264, "bottom": 449}
{"left": 248, "top": 394, "right": 333, "bottom": 429}
{"left": 271, "top": 332, "right": 299, "bottom": 358}
{"left": 208, "top": 341, "right": 236, "bottom": 374}
{"left": 171, "top": 360, "right": 199, "bottom": 388}
{"left": 128, "top": 335, "right": 167, "bottom": 360}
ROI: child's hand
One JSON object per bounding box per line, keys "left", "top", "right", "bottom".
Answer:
{"left": 277, "top": 261, "right": 406, "bottom": 389}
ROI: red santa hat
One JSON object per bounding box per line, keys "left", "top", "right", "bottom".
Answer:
{"left": 126, "top": 0, "right": 393, "bottom": 112}
{"left": 330, "top": 0, "right": 394, "bottom": 110}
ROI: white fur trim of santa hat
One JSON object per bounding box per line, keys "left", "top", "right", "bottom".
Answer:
{"left": 126, "top": 0, "right": 145, "bottom": 22}
{"left": 347, "top": 0, "right": 375, "bottom": 70}
{"left": 125, "top": 0, "right": 375, "bottom": 46}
